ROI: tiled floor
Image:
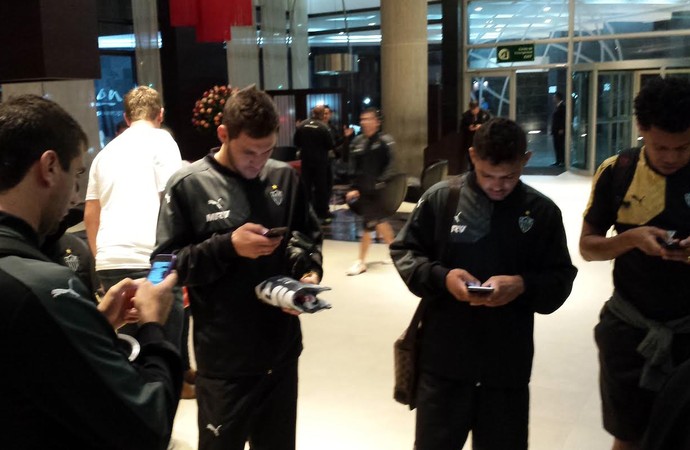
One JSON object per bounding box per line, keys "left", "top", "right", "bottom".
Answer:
{"left": 170, "top": 171, "right": 615, "bottom": 450}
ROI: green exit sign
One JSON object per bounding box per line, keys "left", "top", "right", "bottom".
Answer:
{"left": 496, "top": 44, "right": 535, "bottom": 63}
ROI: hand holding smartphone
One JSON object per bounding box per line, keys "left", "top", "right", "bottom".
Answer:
{"left": 466, "top": 282, "right": 494, "bottom": 294}
{"left": 660, "top": 230, "right": 682, "bottom": 250}
{"left": 147, "top": 254, "right": 177, "bottom": 285}
{"left": 263, "top": 226, "right": 288, "bottom": 238}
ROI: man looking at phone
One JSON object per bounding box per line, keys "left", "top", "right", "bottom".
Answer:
{"left": 391, "top": 118, "right": 577, "bottom": 450}
{"left": 0, "top": 95, "right": 181, "bottom": 448}
{"left": 153, "top": 86, "right": 323, "bottom": 450}
{"left": 580, "top": 76, "right": 690, "bottom": 450}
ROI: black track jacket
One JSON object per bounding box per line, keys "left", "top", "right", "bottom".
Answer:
{"left": 0, "top": 213, "right": 182, "bottom": 450}
{"left": 154, "top": 156, "right": 323, "bottom": 378}
{"left": 391, "top": 172, "right": 577, "bottom": 387}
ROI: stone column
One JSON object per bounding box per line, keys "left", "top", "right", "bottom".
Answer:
{"left": 132, "top": 0, "right": 163, "bottom": 92}
{"left": 289, "top": 0, "right": 309, "bottom": 89}
{"left": 227, "top": 26, "right": 261, "bottom": 88}
{"left": 261, "top": 0, "right": 288, "bottom": 90}
{"left": 1, "top": 81, "right": 101, "bottom": 200}
{"left": 380, "top": 0, "right": 428, "bottom": 176}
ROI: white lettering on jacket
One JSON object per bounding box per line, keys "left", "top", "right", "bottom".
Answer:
{"left": 206, "top": 211, "right": 230, "bottom": 222}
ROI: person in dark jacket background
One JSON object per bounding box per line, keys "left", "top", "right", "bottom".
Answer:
{"left": 345, "top": 107, "right": 398, "bottom": 276}
{"left": 391, "top": 118, "right": 577, "bottom": 450}
{"left": 154, "top": 86, "right": 323, "bottom": 450}
{"left": 0, "top": 95, "right": 181, "bottom": 449}
{"left": 460, "top": 100, "right": 491, "bottom": 169}
{"left": 551, "top": 91, "right": 566, "bottom": 166}
{"left": 294, "top": 104, "right": 335, "bottom": 223}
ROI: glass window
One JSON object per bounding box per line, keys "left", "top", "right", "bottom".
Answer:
{"left": 94, "top": 54, "right": 136, "bottom": 148}
{"left": 575, "top": 0, "right": 690, "bottom": 36}
{"left": 467, "top": 0, "right": 569, "bottom": 45}
{"left": 572, "top": 35, "right": 690, "bottom": 64}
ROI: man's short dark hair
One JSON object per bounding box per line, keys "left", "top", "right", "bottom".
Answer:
{"left": 634, "top": 76, "right": 690, "bottom": 133}
{"left": 361, "top": 107, "right": 381, "bottom": 120}
{"left": 222, "top": 86, "right": 280, "bottom": 140}
{"left": 311, "top": 105, "right": 325, "bottom": 121}
{"left": 472, "top": 117, "right": 527, "bottom": 165}
{"left": 468, "top": 100, "right": 479, "bottom": 109}
{"left": 0, "top": 95, "right": 86, "bottom": 192}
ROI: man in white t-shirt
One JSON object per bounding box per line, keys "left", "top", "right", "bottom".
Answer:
{"left": 85, "top": 85, "right": 182, "bottom": 336}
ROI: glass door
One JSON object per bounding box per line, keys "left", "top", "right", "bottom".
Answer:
{"left": 571, "top": 71, "right": 591, "bottom": 170}
{"left": 470, "top": 75, "right": 511, "bottom": 117}
{"left": 595, "top": 72, "right": 633, "bottom": 168}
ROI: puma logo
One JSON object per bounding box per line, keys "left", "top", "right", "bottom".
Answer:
{"left": 206, "top": 423, "right": 222, "bottom": 437}
{"left": 454, "top": 211, "right": 462, "bottom": 223}
{"left": 630, "top": 194, "right": 645, "bottom": 204}
{"left": 207, "top": 198, "right": 225, "bottom": 210}
{"left": 51, "top": 278, "right": 81, "bottom": 299}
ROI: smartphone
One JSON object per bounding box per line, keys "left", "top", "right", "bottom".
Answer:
{"left": 660, "top": 230, "right": 682, "bottom": 249}
{"left": 263, "top": 226, "right": 288, "bottom": 238}
{"left": 147, "top": 254, "right": 177, "bottom": 285}
{"left": 662, "top": 241, "right": 682, "bottom": 250}
{"left": 467, "top": 284, "right": 494, "bottom": 294}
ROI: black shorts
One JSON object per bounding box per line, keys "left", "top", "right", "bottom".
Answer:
{"left": 350, "top": 191, "right": 390, "bottom": 230}
{"left": 595, "top": 306, "right": 690, "bottom": 441}
{"left": 196, "top": 361, "right": 298, "bottom": 450}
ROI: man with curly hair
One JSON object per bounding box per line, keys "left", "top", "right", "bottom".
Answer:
{"left": 580, "top": 76, "right": 690, "bottom": 450}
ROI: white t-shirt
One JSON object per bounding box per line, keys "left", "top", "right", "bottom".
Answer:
{"left": 86, "top": 125, "right": 182, "bottom": 271}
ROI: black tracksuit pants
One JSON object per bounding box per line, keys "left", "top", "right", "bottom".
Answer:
{"left": 414, "top": 371, "right": 529, "bottom": 450}
{"left": 196, "top": 360, "right": 298, "bottom": 450}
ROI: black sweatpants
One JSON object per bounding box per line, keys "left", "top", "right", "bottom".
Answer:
{"left": 414, "top": 371, "right": 529, "bottom": 450}
{"left": 196, "top": 361, "right": 298, "bottom": 450}
{"left": 301, "top": 160, "right": 331, "bottom": 219}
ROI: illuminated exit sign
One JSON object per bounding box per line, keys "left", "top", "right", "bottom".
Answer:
{"left": 496, "top": 44, "right": 535, "bottom": 63}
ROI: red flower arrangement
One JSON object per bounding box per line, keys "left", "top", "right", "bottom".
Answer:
{"left": 191, "top": 84, "right": 238, "bottom": 132}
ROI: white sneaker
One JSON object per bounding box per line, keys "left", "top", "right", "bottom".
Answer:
{"left": 346, "top": 260, "right": 367, "bottom": 276}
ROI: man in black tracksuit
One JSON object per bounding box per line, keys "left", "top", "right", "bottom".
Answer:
{"left": 153, "top": 87, "right": 323, "bottom": 450}
{"left": 344, "top": 107, "right": 398, "bottom": 276}
{"left": 391, "top": 118, "right": 577, "bottom": 450}
{"left": 0, "top": 95, "right": 181, "bottom": 449}
{"left": 294, "top": 105, "right": 335, "bottom": 222}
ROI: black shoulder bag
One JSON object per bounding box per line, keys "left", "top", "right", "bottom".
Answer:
{"left": 393, "top": 176, "right": 462, "bottom": 409}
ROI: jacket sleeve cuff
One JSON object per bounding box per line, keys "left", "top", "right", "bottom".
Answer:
{"left": 136, "top": 322, "right": 167, "bottom": 345}
{"left": 215, "top": 232, "right": 239, "bottom": 260}
{"left": 519, "top": 272, "right": 534, "bottom": 296}
{"left": 430, "top": 264, "right": 451, "bottom": 293}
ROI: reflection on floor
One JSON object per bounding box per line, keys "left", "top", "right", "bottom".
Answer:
{"left": 171, "top": 172, "right": 614, "bottom": 450}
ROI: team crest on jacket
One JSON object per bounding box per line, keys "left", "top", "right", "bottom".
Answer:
{"left": 518, "top": 212, "right": 534, "bottom": 233}
{"left": 63, "top": 249, "right": 79, "bottom": 272}
{"left": 270, "top": 185, "right": 283, "bottom": 206}
{"left": 685, "top": 192, "right": 690, "bottom": 207}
